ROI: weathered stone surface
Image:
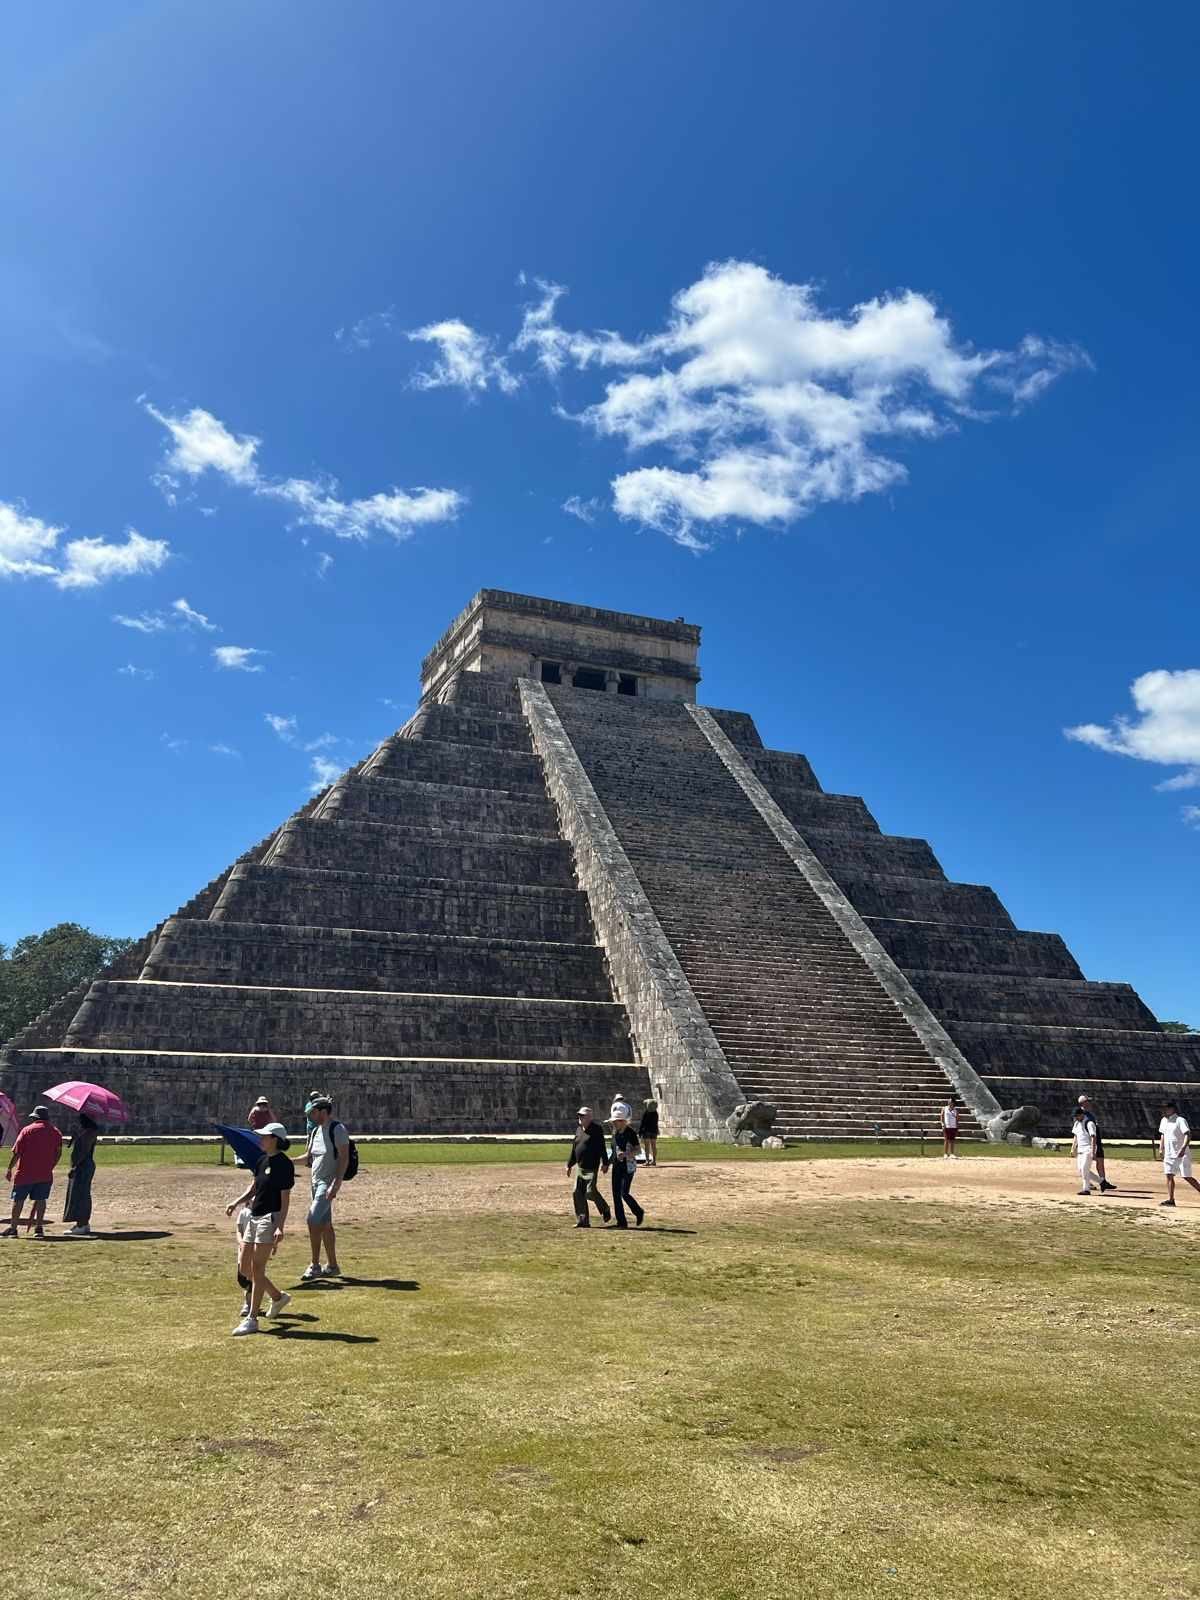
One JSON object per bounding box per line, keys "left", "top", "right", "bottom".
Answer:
{"left": 727, "top": 1102, "right": 779, "bottom": 1145}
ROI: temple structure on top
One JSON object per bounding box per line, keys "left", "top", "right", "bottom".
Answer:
{"left": 3, "top": 589, "right": 1197, "bottom": 1138}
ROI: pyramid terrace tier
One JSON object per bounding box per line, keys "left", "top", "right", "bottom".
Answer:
{"left": 5, "top": 1049, "right": 647, "bottom": 1136}
{"left": 365, "top": 738, "right": 549, "bottom": 794}
{"left": 867, "top": 918, "right": 1084, "bottom": 980}
{"left": 266, "top": 816, "right": 578, "bottom": 887}
{"left": 143, "top": 919, "right": 615, "bottom": 1001}
{"left": 904, "top": 971, "right": 1158, "bottom": 1030}
{"left": 65, "top": 980, "right": 636, "bottom": 1062}
{"left": 212, "top": 865, "right": 597, "bottom": 941}
{"left": 320, "top": 774, "right": 559, "bottom": 836}
{"left": 981, "top": 1072, "right": 1200, "bottom": 1140}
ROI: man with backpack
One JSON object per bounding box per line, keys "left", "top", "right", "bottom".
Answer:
{"left": 302, "top": 1095, "right": 352, "bottom": 1280}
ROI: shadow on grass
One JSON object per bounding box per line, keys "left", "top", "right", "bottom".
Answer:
{"left": 25, "top": 1230, "right": 175, "bottom": 1243}
{"left": 291, "top": 1276, "right": 420, "bottom": 1292}
{"left": 268, "top": 1327, "right": 379, "bottom": 1344}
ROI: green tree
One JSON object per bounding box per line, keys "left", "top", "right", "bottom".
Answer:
{"left": 0, "top": 923, "right": 134, "bottom": 1041}
{"left": 1159, "top": 1020, "right": 1197, "bottom": 1034}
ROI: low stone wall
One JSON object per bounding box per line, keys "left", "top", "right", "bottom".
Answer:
{"left": 520, "top": 680, "right": 742, "bottom": 1141}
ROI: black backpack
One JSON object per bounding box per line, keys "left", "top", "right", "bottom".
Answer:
{"left": 311, "top": 1118, "right": 359, "bottom": 1181}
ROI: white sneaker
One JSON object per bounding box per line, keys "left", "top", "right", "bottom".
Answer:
{"left": 239, "top": 1298, "right": 251, "bottom": 1318}
{"left": 321, "top": 1264, "right": 340, "bottom": 1278}
{"left": 232, "top": 1316, "right": 260, "bottom": 1336}
{"left": 263, "top": 1292, "right": 292, "bottom": 1319}
{"left": 301, "top": 1263, "right": 322, "bottom": 1280}
{"left": 67, "top": 1223, "right": 91, "bottom": 1235}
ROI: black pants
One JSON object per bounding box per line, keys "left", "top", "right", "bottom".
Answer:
{"left": 573, "top": 1171, "right": 611, "bottom": 1223}
{"left": 612, "top": 1162, "right": 643, "bottom": 1226}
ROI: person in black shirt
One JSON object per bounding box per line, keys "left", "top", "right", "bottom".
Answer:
{"left": 609, "top": 1102, "right": 645, "bottom": 1229}
{"left": 225, "top": 1123, "right": 295, "bottom": 1336}
{"left": 566, "top": 1106, "right": 611, "bottom": 1227}
{"left": 1077, "top": 1095, "right": 1116, "bottom": 1192}
{"left": 638, "top": 1099, "right": 660, "bottom": 1166}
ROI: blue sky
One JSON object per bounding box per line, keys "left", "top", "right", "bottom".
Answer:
{"left": 2, "top": 1, "right": 1197, "bottom": 1021}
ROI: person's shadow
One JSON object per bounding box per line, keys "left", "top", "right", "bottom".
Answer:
{"left": 293, "top": 1276, "right": 419, "bottom": 1292}
{"left": 269, "top": 1328, "right": 379, "bottom": 1344}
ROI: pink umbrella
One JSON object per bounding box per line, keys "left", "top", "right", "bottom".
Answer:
{"left": 43, "top": 1081, "right": 130, "bottom": 1126}
{"left": 0, "top": 1092, "right": 18, "bottom": 1148}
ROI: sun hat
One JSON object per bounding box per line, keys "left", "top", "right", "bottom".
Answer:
{"left": 577, "top": 1105, "right": 591, "bottom": 1116}
{"left": 306, "top": 1095, "right": 333, "bottom": 1113}
{"left": 610, "top": 1101, "right": 633, "bottom": 1121}
{"left": 258, "top": 1121, "right": 290, "bottom": 1149}
{"left": 254, "top": 1095, "right": 271, "bottom": 1106}
{"left": 31, "top": 1105, "right": 51, "bottom": 1119}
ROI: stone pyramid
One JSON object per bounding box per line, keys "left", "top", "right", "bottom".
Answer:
{"left": 4, "top": 590, "right": 1197, "bottom": 1138}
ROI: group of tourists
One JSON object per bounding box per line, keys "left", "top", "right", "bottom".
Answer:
{"left": 566, "top": 1097, "right": 659, "bottom": 1229}
{"left": 1070, "top": 1094, "right": 1198, "bottom": 1205}
{"left": 224, "top": 1091, "right": 352, "bottom": 1337}
{"left": 3, "top": 1104, "right": 98, "bottom": 1238}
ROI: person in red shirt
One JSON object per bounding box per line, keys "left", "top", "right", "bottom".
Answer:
{"left": 3, "top": 1106, "right": 64, "bottom": 1238}
{"left": 246, "top": 1097, "right": 274, "bottom": 1131}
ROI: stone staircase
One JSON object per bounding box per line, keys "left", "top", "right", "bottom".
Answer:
{"left": 546, "top": 689, "right": 971, "bottom": 1139}
{"left": 8, "top": 671, "right": 644, "bottom": 1133}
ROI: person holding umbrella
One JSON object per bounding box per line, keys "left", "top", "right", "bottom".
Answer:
{"left": 224, "top": 1123, "right": 295, "bottom": 1336}
{"left": 3, "top": 1106, "right": 64, "bottom": 1238}
{"left": 63, "top": 1113, "right": 100, "bottom": 1236}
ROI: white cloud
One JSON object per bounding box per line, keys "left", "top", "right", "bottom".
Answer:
{"left": 114, "top": 610, "right": 169, "bottom": 633}
{"left": 51, "top": 530, "right": 169, "bottom": 590}
{"left": 1065, "top": 671, "right": 1200, "bottom": 765}
{"left": 335, "top": 310, "right": 396, "bottom": 350}
{"left": 2, "top": 501, "right": 168, "bottom": 588}
{"left": 315, "top": 552, "right": 334, "bottom": 579}
{"left": 213, "top": 645, "right": 265, "bottom": 672}
{"left": 117, "top": 663, "right": 155, "bottom": 680}
{"left": 1183, "top": 806, "right": 1200, "bottom": 829}
{"left": 408, "top": 319, "right": 519, "bottom": 395}
{"left": 1155, "top": 770, "right": 1200, "bottom": 793}
{"left": 142, "top": 400, "right": 464, "bottom": 544}
{"left": 562, "top": 494, "right": 602, "bottom": 524}
{"left": 308, "top": 754, "right": 341, "bottom": 792}
{"left": 303, "top": 732, "right": 340, "bottom": 752}
{"left": 210, "top": 743, "right": 241, "bottom": 757}
{"left": 265, "top": 713, "right": 298, "bottom": 743}
{"left": 160, "top": 733, "right": 187, "bottom": 753}
{"left": 172, "top": 596, "right": 217, "bottom": 631}
{"left": 414, "top": 262, "right": 1086, "bottom": 550}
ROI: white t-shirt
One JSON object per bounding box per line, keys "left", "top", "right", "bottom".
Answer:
{"left": 309, "top": 1121, "right": 350, "bottom": 1185}
{"left": 1072, "top": 1117, "right": 1096, "bottom": 1157}
{"left": 941, "top": 1106, "right": 958, "bottom": 1130}
{"left": 1159, "top": 1115, "right": 1190, "bottom": 1162}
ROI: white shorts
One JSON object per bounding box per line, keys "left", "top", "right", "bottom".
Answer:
{"left": 1164, "top": 1154, "right": 1193, "bottom": 1179}
{"left": 237, "top": 1210, "right": 279, "bottom": 1245}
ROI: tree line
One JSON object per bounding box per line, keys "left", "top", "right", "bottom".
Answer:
{"left": 0, "top": 923, "right": 134, "bottom": 1041}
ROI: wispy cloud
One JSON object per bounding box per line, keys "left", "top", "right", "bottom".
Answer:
{"left": 395, "top": 261, "right": 1090, "bottom": 551}
{"left": 209, "top": 743, "right": 241, "bottom": 758}
{"left": 213, "top": 645, "right": 265, "bottom": 673}
{"left": 172, "top": 596, "right": 217, "bottom": 631}
{"left": 141, "top": 400, "right": 464, "bottom": 544}
{"left": 335, "top": 309, "right": 396, "bottom": 350}
{"left": 160, "top": 732, "right": 187, "bottom": 753}
{"left": 407, "top": 319, "right": 519, "bottom": 395}
{"left": 114, "top": 595, "right": 219, "bottom": 635}
{"left": 562, "top": 494, "right": 602, "bottom": 524}
{"left": 265, "top": 712, "right": 298, "bottom": 743}
{"left": 315, "top": 551, "right": 334, "bottom": 579}
{"left": 1, "top": 501, "right": 168, "bottom": 588}
{"left": 1183, "top": 806, "right": 1200, "bottom": 829}
{"left": 117, "top": 663, "right": 155, "bottom": 680}
{"left": 308, "top": 754, "right": 342, "bottom": 792}
{"left": 1066, "top": 669, "right": 1200, "bottom": 827}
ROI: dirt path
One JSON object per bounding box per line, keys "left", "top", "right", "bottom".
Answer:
{"left": 62, "top": 1152, "right": 1198, "bottom": 1234}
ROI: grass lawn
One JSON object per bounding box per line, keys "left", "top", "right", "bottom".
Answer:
{"left": 2, "top": 1190, "right": 1195, "bottom": 1599}
{"left": 93, "top": 1136, "right": 1157, "bottom": 1169}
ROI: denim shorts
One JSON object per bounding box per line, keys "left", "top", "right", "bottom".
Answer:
{"left": 307, "top": 1180, "right": 334, "bottom": 1226}
{"left": 12, "top": 1180, "right": 52, "bottom": 1205}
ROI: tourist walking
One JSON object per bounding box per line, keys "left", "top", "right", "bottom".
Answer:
{"left": 639, "top": 1098, "right": 660, "bottom": 1166}
{"left": 3, "top": 1107, "right": 64, "bottom": 1238}
{"left": 1156, "top": 1101, "right": 1200, "bottom": 1208}
{"left": 940, "top": 1097, "right": 959, "bottom": 1158}
{"left": 303, "top": 1095, "right": 350, "bottom": 1279}
{"left": 63, "top": 1113, "right": 99, "bottom": 1235}
{"left": 566, "top": 1106, "right": 611, "bottom": 1227}
{"left": 1076, "top": 1095, "right": 1116, "bottom": 1192}
{"left": 609, "top": 1101, "right": 645, "bottom": 1229}
{"left": 247, "top": 1096, "right": 274, "bottom": 1131}
{"left": 1071, "top": 1104, "right": 1097, "bottom": 1196}
{"left": 225, "top": 1123, "right": 294, "bottom": 1336}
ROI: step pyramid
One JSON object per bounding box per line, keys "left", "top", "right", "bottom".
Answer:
{"left": 4, "top": 588, "right": 1197, "bottom": 1138}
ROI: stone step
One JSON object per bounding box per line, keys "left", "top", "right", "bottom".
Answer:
{"left": 270, "top": 817, "right": 576, "bottom": 888}
{"left": 143, "top": 918, "right": 612, "bottom": 1000}
{"left": 5, "top": 1047, "right": 645, "bottom": 1136}
{"left": 950, "top": 1021, "right": 1200, "bottom": 1080}
{"left": 905, "top": 971, "right": 1157, "bottom": 1031}
{"left": 322, "top": 775, "right": 557, "bottom": 836}
{"left": 367, "top": 738, "right": 547, "bottom": 793}
{"left": 66, "top": 980, "right": 636, "bottom": 1063}
{"left": 404, "top": 703, "right": 533, "bottom": 752}
{"left": 866, "top": 918, "right": 1084, "bottom": 981}
{"left": 834, "top": 872, "right": 1015, "bottom": 929}
{"left": 211, "top": 864, "right": 595, "bottom": 942}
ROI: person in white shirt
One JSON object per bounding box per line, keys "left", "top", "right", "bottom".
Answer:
{"left": 1071, "top": 1106, "right": 1097, "bottom": 1196}
{"left": 940, "top": 1098, "right": 959, "bottom": 1159}
{"left": 1156, "top": 1102, "right": 1200, "bottom": 1208}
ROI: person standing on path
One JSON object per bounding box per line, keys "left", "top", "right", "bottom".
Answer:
{"left": 1156, "top": 1102, "right": 1200, "bottom": 1208}
{"left": 639, "top": 1099, "right": 660, "bottom": 1167}
{"left": 566, "top": 1106, "right": 611, "bottom": 1227}
{"left": 63, "top": 1113, "right": 99, "bottom": 1235}
{"left": 303, "top": 1096, "right": 349, "bottom": 1279}
{"left": 609, "top": 1102, "right": 645, "bottom": 1229}
{"left": 940, "top": 1098, "right": 959, "bottom": 1158}
{"left": 247, "top": 1097, "right": 274, "bottom": 1131}
{"left": 1071, "top": 1105, "right": 1098, "bottom": 1196}
{"left": 3, "top": 1107, "right": 63, "bottom": 1238}
{"left": 226, "top": 1123, "right": 294, "bottom": 1336}
{"left": 1076, "top": 1095, "right": 1116, "bottom": 1192}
